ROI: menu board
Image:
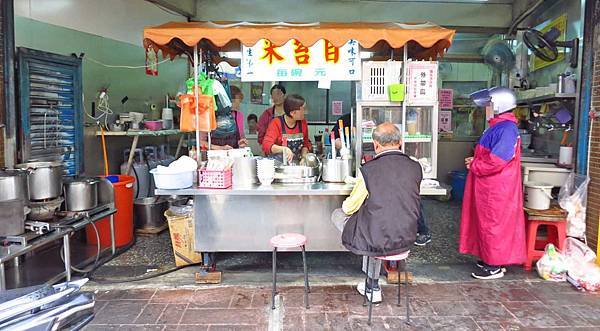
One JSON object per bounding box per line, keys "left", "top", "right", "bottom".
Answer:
{"left": 407, "top": 62, "right": 438, "bottom": 105}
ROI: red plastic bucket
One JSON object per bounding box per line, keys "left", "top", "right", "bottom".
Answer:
{"left": 86, "top": 175, "right": 135, "bottom": 247}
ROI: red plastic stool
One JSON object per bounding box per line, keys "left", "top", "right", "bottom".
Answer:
{"left": 524, "top": 207, "right": 567, "bottom": 271}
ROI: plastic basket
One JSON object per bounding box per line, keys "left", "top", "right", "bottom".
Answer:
{"left": 199, "top": 168, "right": 232, "bottom": 189}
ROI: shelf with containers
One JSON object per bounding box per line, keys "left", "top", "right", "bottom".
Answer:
{"left": 355, "top": 60, "right": 439, "bottom": 179}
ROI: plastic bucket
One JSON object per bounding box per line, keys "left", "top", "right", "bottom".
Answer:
{"left": 86, "top": 175, "right": 135, "bottom": 247}
{"left": 524, "top": 181, "right": 553, "bottom": 210}
{"left": 449, "top": 170, "right": 468, "bottom": 201}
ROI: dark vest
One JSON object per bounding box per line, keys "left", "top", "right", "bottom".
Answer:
{"left": 342, "top": 150, "right": 422, "bottom": 256}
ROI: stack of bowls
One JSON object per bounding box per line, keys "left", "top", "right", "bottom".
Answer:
{"left": 256, "top": 158, "right": 275, "bottom": 185}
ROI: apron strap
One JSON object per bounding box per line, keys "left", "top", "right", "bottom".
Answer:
{"left": 278, "top": 115, "right": 287, "bottom": 134}
{"left": 278, "top": 115, "right": 302, "bottom": 135}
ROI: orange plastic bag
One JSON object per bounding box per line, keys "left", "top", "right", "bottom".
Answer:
{"left": 178, "top": 93, "right": 216, "bottom": 132}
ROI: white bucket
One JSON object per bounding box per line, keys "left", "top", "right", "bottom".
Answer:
{"left": 524, "top": 181, "right": 554, "bottom": 210}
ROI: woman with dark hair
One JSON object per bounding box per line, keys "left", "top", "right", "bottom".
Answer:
{"left": 262, "top": 94, "right": 312, "bottom": 163}
{"left": 229, "top": 85, "right": 246, "bottom": 141}
{"left": 257, "top": 84, "right": 286, "bottom": 145}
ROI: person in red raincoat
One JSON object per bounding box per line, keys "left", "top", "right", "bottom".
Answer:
{"left": 459, "top": 87, "right": 526, "bottom": 280}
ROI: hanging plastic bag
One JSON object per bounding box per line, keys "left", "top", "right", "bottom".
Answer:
{"left": 177, "top": 93, "right": 216, "bottom": 132}
{"left": 212, "top": 79, "right": 232, "bottom": 111}
{"left": 536, "top": 243, "right": 568, "bottom": 282}
{"left": 563, "top": 237, "right": 600, "bottom": 292}
{"left": 558, "top": 173, "right": 590, "bottom": 239}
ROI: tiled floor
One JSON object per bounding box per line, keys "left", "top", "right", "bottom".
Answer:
{"left": 84, "top": 280, "right": 600, "bottom": 330}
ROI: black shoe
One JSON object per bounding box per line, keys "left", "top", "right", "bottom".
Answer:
{"left": 476, "top": 261, "right": 507, "bottom": 273}
{"left": 472, "top": 265, "right": 505, "bottom": 280}
{"left": 414, "top": 233, "right": 432, "bottom": 246}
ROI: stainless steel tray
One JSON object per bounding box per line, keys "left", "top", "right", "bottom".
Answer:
{"left": 273, "top": 176, "right": 318, "bottom": 184}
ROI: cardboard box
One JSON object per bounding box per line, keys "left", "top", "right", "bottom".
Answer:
{"left": 165, "top": 210, "right": 203, "bottom": 267}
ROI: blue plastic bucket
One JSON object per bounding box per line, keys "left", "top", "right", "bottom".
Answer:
{"left": 449, "top": 170, "right": 468, "bottom": 201}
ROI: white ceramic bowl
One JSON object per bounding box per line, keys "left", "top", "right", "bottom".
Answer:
{"left": 258, "top": 177, "right": 274, "bottom": 185}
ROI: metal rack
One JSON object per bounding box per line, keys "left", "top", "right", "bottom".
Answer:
{"left": 0, "top": 204, "right": 117, "bottom": 291}
{"left": 17, "top": 48, "right": 83, "bottom": 175}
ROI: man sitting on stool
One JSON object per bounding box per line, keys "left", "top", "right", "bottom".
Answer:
{"left": 331, "top": 122, "right": 422, "bottom": 302}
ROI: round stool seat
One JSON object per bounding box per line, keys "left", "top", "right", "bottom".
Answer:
{"left": 270, "top": 233, "right": 307, "bottom": 249}
{"left": 376, "top": 250, "right": 410, "bottom": 261}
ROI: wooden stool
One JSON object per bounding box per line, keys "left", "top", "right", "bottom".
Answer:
{"left": 269, "top": 233, "right": 310, "bottom": 310}
{"left": 524, "top": 207, "right": 567, "bottom": 271}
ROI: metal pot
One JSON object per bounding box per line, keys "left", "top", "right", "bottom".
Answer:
{"left": 134, "top": 197, "right": 169, "bottom": 229}
{"left": 232, "top": 157, "right": 257, "bottom": 186}
{"left": 0, "top": 199, "right": 26, "bottom": 236}
{"left": 28, "top": 197, "right": 63, "bottom": 221}
{"left": 16, "top": 161, "right": 64, "bottom": 201}
{"left": 0, "top": 169, "right": 29, "bottom": 202}
{"left": 322, "top": 159, "right": 352, "bottom": 183}
{"left": 63, "top": 177, "right": 99, "bottom": 212}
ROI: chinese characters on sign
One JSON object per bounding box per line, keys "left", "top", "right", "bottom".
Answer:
{"left": 439, "top": 110, "right": 452, "bottom": 132}
{"left": 332, "top": 101, "right": 343, "bottom": 115}
{"left": 439, "top": 89, "right": 453, "bottom": 109}
{"left": 241, "top": 39, "right": 361, "bottom": 81}
{"left": 407, "top": 62, "right": 438, "bottom": 105}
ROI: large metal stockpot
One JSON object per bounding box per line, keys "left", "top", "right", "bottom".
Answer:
{"left": 134, "top": 197, "right": 169, "bottom": 229}
{"left": 0, "top": 169, "right": 29, "bottom": 202}
{"left": 0, "top": 199, "right": 26, "bottom": 236}
{"left": 232, "top": 157, "right": 258, "bottom": 186}
{"left": 322, "top": 159, "right": 352, "bottom": 183}
{"left": 63, "top": 177, "right": 99, "bottom": 212}
{"left": 16, "top": 161, "right": 64, "bottom": 201}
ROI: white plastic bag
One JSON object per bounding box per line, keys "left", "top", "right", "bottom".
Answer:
{"left": 536, "top": 244, "right": 568, "bottom": 282}
{"left": 558, "top": 173, "right": 590, "bottom": 239}
{"left": 564, "top": 238, "right": 600, "bottom": 292}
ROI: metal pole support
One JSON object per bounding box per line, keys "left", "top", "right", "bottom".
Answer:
{"left": 63, "top": 234, "right": 71, "bottom": 282}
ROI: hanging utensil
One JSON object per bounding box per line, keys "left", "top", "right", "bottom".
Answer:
{"left": 330, "top": 131, "right": 336, "bottom": 159}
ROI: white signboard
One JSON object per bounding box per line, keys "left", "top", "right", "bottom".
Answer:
{"left": 439, "top": 110, "right": 452, "bottom": 132}
{"left": 241, "top": 39, "right": 361, "bottom": 82}
{"left": 407, "top": 62, "right": 438, "bottom": 105}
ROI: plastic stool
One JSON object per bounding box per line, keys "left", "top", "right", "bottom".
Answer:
{"left": 524, "top": 212, "right": 567, "bottom": 271}
{"left": 364, "top": 251, "right": 410, "bottom": 326}
{"left": 270, "top": 233, "right": 310, "bottom": 310}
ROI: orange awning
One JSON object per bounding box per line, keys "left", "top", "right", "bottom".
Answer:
{"left": 143, "top": 21, "right": 455, "bottom": 60}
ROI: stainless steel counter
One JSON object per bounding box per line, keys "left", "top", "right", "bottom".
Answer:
{"left": 157, "top": 181, "right": 446, "bottom": 252}
{"left": 155, "top": 182, "right": 354, "bottom": 196}
{"left": 156, "top": 181, "right": 447, "bottom": 196}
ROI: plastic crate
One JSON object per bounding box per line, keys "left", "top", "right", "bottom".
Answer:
{"left": 199, "top": 168, "right": 233, "bottom": 189}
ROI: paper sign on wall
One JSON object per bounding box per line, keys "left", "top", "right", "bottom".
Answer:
{"left": 241, "top": 39, "right": 361, "bottom": 82}
{"left": 439, "top": 89, "right": 453, "bottom": 109}
{"left": 439, "top": 110, "right": 452, "bottom": 132}
{"left": 407, "top": 62, "right": 438, "bottom": 105}
{"left": 332, "top": 101, "right": 343, "bottom": 115}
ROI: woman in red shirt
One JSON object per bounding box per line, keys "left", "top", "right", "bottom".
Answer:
{"left": 262, "top": 94, "right": 312, "bottom": 163}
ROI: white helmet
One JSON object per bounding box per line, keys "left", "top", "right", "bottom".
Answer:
{"left": 470, "top": 86, "right": 516, "bottom": 114}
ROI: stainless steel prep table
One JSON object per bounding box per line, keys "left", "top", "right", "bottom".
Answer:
{"left": 157, "top": 182, "right": 446, "bottom": 252}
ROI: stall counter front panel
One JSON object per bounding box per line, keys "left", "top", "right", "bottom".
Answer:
{"left": 157, "top": 182, "right": 445, "bottom": 252}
